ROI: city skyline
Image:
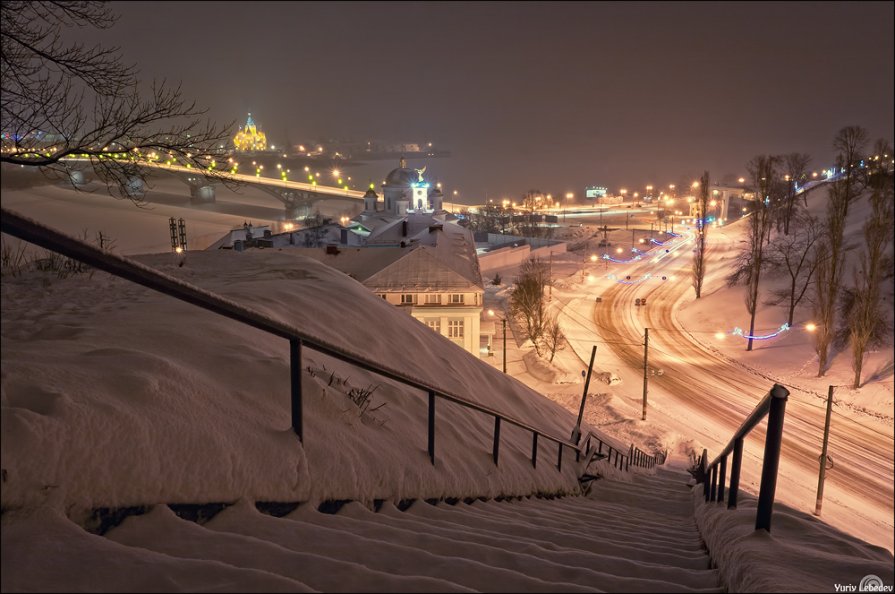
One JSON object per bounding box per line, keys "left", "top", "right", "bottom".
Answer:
{"left": 70, "top": 1, "right": 894, "bottom": 200}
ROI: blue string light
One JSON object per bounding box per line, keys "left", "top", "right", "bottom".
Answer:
{"left": 731, "top": 323, "right": 791, "bottom": 341}
{"left": 602, "top": 253, "right": 643, "bottom": 264}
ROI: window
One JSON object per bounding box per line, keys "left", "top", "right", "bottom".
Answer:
{"left": 449, "top": 294, "right": 464, "bottom": 304}
{"left": 448, "top": 319, "right": 464, "bottom": 338}
{"left": 400, "top": 293, "right": 415, "bottom": 305}
{"left": 425, "top": 318, "right": 441, "bottom": 333}
{"left": 378, "top": 294, "right": 387, "bottom": 300}
{"left": 425, "top": 294, "right": 441, "bottom": 305}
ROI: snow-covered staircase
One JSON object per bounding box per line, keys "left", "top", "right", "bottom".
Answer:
{"left": 2, "top": 467, "right": 722, "bottom": 592}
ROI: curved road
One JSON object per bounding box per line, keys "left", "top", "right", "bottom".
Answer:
{"left": 568, "top": 222, "right": 893, "bottom": 550}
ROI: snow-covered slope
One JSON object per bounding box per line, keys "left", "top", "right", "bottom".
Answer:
{"left": 1, "top": 249, "right": 587, "bottom": 512}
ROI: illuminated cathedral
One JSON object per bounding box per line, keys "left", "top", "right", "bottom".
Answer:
{"left": 232, "top": 113, "right": 267, "bottom": 152}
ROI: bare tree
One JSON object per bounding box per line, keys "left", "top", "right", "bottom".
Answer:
{"left": 839, "top": 139, "right": 894, "bottom": 388}
{"left": 692, "top": 170, "right": 710, "bottom": 298}
{"left": 510, "top": 258, "right": 550, "bottom": 355}
{"left": 781, "top": 152, "right": 811, "bottom": 232}
{"left": 741, "top": 155, "right": 779, "bottom": 351}
{"left": 1, "top": 1, "right": 232, "bottom": 200}
{"left": 765, "top": 211, "right": 823, "bottom": 326}
{"left": 540, "top": 315, "right": 565, "bottom": 363}
{"left": 812, "top": 126, "right": 868, "bottom": 376}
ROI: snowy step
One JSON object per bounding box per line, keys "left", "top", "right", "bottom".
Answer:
{"left": 3, "top": 471, "right": 721, "bottom": 592}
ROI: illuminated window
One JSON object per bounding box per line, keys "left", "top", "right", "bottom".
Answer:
{"left": 425, "top": 294, "right": 441, "bottom": 305}
{"left": 448, "top": 319, "right": 464, "bottom": 338}
{"left": 449, "top": 294, "right": 464, "bottom": 304}
{"left": 400, "top": 294, "right": 415, "bottom": 305}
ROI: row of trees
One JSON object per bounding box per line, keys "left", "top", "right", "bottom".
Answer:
{"left": 725, "top": 126, "right": 893, "bottom": 387}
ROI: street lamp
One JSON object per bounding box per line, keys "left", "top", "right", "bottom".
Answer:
{"left": 487, "top": 309, "right": 507, "bottom": 373}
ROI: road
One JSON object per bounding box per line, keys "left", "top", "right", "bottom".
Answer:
{"left": 556, "top": 220, "right": 894, "bottom": 551}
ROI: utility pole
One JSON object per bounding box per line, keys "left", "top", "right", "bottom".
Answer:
{"left": 814, "top": 385, "right": 834, "bottom": 516}
{"left": 572, "top": 345, "right": 597, "bottom": 444}
{"left": 502, "top": 318, "right": 507, "bottom": 374}
{"left": 642, "top": 328, "right": 649, "bottom": 420}
{"left": 548, "top": 251, "right": 553, "bottom": 301}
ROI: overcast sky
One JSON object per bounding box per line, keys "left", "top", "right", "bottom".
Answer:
{"left": 93, "top": 1, "right": 893, "bottom": 201}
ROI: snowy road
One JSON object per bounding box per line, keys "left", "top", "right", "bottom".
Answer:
{"left": 555, "top": 226, "right": 894, "bottom": 552}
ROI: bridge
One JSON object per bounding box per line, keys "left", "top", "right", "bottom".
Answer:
{"left": 62, "top": 158, "right": 366, "bottom": 219}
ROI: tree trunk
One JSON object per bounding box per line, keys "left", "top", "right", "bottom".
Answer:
{"left": 747, "top": 310, "right": 756, "bottom": 352}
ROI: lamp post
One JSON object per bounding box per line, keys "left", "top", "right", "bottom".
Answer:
{"left": 488, "top": 309, "right": 507, "bottom": 373}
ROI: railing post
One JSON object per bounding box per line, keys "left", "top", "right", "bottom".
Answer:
{"left": 710, "top": 464, "right": 718, "bottom": 501}
{"left": 728, "top": 437, "right": 744, "bottom": 509}
{"left": 718, "top": 454, "right": 727, "bottom": 503}
{"left": 756, "top": 384, "right": 789, "bottom": 532}
{"left": 557, "top": 443, "right": 563, "bottom": 471}
{"left": 702, "top": 449, "right": 710, "bottom": 501}
{"left": 492, "top": 416, "right": 501, "bottom": 466}
{"left": 531, "top": 432, "right": 538, "bottom": 468}
{"left": 290, "top": 338, "right": 303, "bottom": 442}
{"left": 428, "top": 390, "right": 436, "bottom": 466}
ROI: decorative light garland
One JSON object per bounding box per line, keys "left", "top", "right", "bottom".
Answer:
{"left": 731, "top": 323, "right": 791, "bottom": 341}
{"left": 602, "top": 253, "right": 643, "bottom": 264}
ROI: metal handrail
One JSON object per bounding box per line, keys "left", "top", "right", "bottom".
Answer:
{"left": 578, "top": 431, "right": 658, "bottom": 472}
{"left": 2, "top": 207, "right": 595, "bottom": 474}
{"left": 696, "top": 383, "right": 789, "bottom": 532}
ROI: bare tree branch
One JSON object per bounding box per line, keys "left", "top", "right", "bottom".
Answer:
{"left": 1, "top": 1, "right": 234, "bottom": 202}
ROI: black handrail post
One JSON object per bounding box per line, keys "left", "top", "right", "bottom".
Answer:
{"left": 755, "top": 384, "right": 789, "bottom": 532}
{"left": 531, "top": 432, "right": 538, "bottom": 468}
{"left": 718, "top": 454, "right": 727, "bottom": 504}
{"left": 728, "top": 437, "right": 744, "bottom": 509}
{"left": 290, "top": 338, "right": 303, "bottom": 441}
{"left": 710, "top": 464, "right": 718, "bottom": 501}
{"left": 557, "top": 443, "right": 563, "bottom": 471}
{"left": 428, "top": 390, "right": 436, "bottom": 466}
{"left": 702, "top": 449, "right": 710, "bottom": 501}
{"left": 492, "top": 416, "right": 501, "bottom": 466}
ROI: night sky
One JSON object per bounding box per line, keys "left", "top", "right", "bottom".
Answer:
{"left": 87, "top": 1, "right": 893, "bottom": 202}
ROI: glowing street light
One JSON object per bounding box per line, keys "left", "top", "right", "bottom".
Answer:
{"left": 487, "top": 309, "right": 507, "bottom": 373}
